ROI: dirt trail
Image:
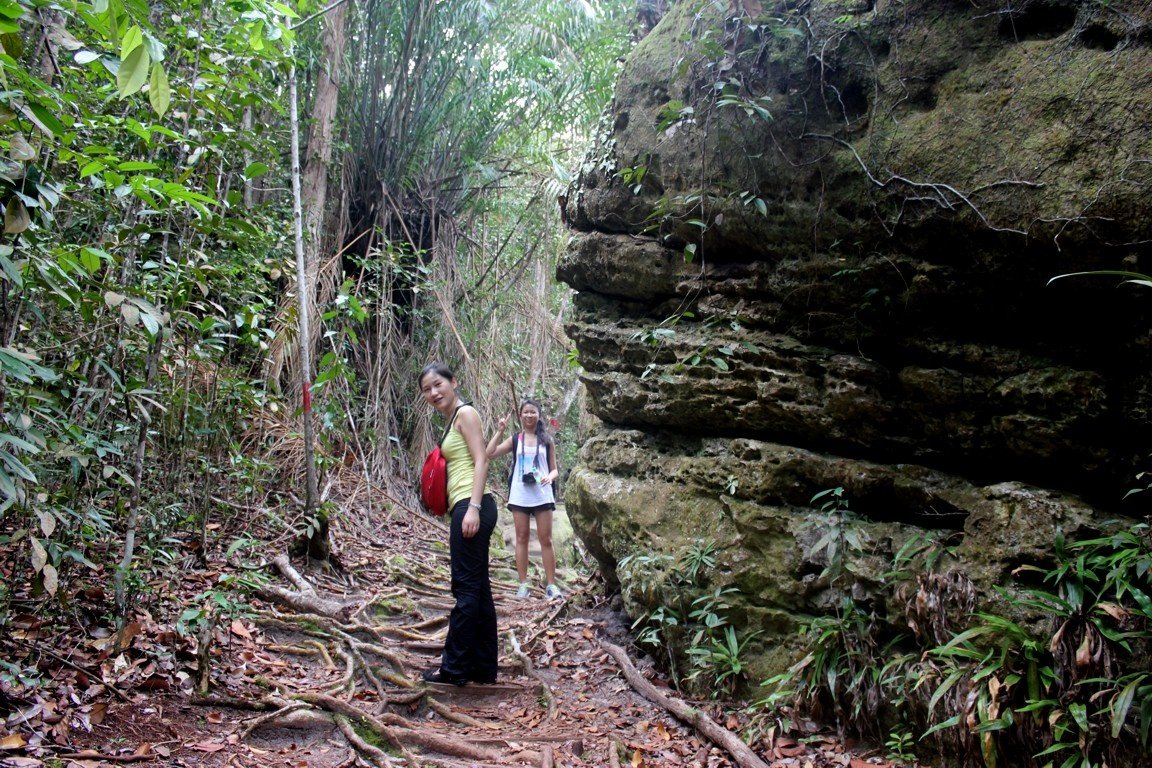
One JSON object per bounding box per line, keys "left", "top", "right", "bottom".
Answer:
{"left": 13, "top": 496, "right": 892, "bottom": 768}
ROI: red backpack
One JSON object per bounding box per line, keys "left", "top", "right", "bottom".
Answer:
{"left": 420, "top": 405, "right": 464, "bottom": 516}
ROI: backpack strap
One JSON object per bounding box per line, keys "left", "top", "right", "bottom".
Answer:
{"left": 438, "top": 402, "right": 467, "bottom": 446}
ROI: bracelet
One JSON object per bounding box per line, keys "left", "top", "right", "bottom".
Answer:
{"left": 468, "top": 502, "right": 481, "bottom": 510}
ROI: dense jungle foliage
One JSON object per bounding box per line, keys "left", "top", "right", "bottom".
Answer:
{"left": 0, "top": 0, "right": 631, "bottom": 663}
{"left": 2, "top": 1, "right": 1149, "bottom": 767}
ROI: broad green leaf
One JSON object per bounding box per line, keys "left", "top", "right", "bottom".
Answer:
{"left": 103, "top": 290, "right": 125, "bottom": 307}
{"left": 1069, "top": 702, "right": 1088, "bottom": 731}
{"left": 0, "top": 467, "right": 17, "bottom": 501}
{"left": 83, "top": 246, "right": 111, "bottom": 267}
{"left": 22, "top": 103, "right": 65, "bottom": 137}
{"left": 0, "top": 250, "right": 23, "bottom": 288}
{"left": 36, "top": 183, "right": 60, "bottom": 207}
{"left": 139, "top": 307, "right": 160, "bottom": 336}
{"left": 1111, "top": 676, "right": 1144, "bottom": 737}
{"left": 243, "top": 162, "right": 269, "bottom": 179}
{"left": 117, "top": 43, "right": 149, "bottom": 98}
{"left": 0, "top": 450, "right": 37, "bottom": 481}
{"left": 0, "top": 347, "right": 56, "bottom": 382}
{"left": 79, "top": 249, "right": 101, "bottom": 273}
{"left": 148, "top": 63, "right": 170, "bottom": 118}
{"left": 117, "top": 161, "right": 159, "bottom": 172}
{"left": 119, "top": 24, "right": 143, "bottom": 60}
{"left": 0, "top": 2, "right": 25, "bottom": 20}
{"left": 74, "top": 50, "right": 101, "bottom": 64}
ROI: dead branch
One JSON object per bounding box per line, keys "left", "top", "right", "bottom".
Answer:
{"left": 599, "top": 640, "right": 770, "bottom": 768}
{"left": 55, "top": 751, "right": 156, "bottom": 763}
{"left": 272, "top": 553, "right": 316, "bottom": 594}
{"left": 258, "top": 582, "right": 354, "bottom": 619}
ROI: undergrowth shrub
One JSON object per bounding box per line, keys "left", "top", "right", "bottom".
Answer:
{"left": 749, "top": 522, "right": 1152, "bottom": 768}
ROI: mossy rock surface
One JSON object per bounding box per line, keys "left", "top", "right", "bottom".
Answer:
{"left": 559, "top": 0, "right": 1152, "bottom": 697}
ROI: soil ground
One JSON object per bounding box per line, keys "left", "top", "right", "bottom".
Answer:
{"left": 0, "top": 495, "right": 903, "bottom": 768}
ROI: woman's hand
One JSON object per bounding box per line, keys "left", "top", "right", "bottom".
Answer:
{"left": 497, "top": 414, "right": 510, "bottom": 432}
{"left": 462, "top": 506, "right": 480, "bottom": 537}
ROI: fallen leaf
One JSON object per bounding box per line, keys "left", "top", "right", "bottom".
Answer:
{"left": 726, "top": 714, "right": 740, "bottom": 729}
{"left": 0, "top": 733, "right": 28, "bottom": 749}
{"left": 230, "top": 619, "right": 251, "bottom": 639}
{"left": 631, "top": 748, "right": 643, "bottom": 767}
{"left": 207, "top": 711, "right": 224, "bottom": 724}
{"left": 189, "top": 741, "right": 227, "bottom": 752}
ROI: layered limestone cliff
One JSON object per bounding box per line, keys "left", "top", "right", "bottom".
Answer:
{"left": 558, "top": 0, "right": 1152, "bottom": 688}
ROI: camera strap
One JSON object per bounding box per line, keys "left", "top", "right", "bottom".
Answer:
{"left": 515, "top": 432, "right": 541, "bottom": 474}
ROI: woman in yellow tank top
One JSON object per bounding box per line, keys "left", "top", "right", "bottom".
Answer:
{"left": 418, "top": 362, "right": 498, "bottom": 686}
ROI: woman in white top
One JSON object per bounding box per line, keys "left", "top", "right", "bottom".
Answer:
{"left": 486, "top": 399, "right": 561, "bottom": 599}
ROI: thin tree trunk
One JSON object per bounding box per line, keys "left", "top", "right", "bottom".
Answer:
{"left": 113, "top": 331, "right": 164, "bottom": 650}
{"left": 294, "top": 1, "right": 348, "bottom": 561}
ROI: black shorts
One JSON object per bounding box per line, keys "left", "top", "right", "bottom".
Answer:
{"left": 508, "top": 503, "right": 556, "bottom": 515}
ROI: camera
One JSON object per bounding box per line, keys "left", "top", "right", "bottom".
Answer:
{"left": 522, "top": 470, "right": 539, "bottom": 485}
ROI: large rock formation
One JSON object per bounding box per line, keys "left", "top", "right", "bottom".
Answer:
{"left": 558, "top": 0, "right": 1152, "bottom": 690}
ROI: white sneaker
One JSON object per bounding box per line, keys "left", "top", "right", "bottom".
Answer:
{"left": 515, "top": 583, "right": 530, "bottom": 599}
{"left": 545, "top": 584, "right": 563, "bottom": 600}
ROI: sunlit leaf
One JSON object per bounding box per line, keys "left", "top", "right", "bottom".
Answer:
{"left": 117, "top": 43, "right": 150, "bottom": 98}
{"left": 119, "top": 24, "right": 144, "bottom": 60}
{"left": 148, "top": 62, "right": 170, "bottom": 118}
{"left": 243, "top": 162, "right": 269, "bottom": 179}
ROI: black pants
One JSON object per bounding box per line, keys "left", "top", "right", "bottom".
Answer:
{"left": 440, "top": 493, "right": 498, "bottom": 682}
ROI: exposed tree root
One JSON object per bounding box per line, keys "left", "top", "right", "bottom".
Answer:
{"left": 239, "top": 699, "right": 310, "bottom": 739}
{"left": 334, "top": 713, "right": 402, "bottom": 767}
{"left": 600, "top": 640, "right": 771, "bottom": 768}
{"left": 291, "top": 692, "right": 539, "bottom": 764}
{"left": 508, "top": 630, "right": 555, "bottom": 720}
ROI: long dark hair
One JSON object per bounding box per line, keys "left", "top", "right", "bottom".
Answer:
{"left": 519, "top": 398, "right": 553, "bottom": 447}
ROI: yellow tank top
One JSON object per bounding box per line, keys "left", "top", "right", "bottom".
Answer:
{"left": 442, "top": 414, "right": 485, "bottom": 508}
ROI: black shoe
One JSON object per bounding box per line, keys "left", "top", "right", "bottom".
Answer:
{"left": 421, "top": 668, "right": 467, "bottom": 686}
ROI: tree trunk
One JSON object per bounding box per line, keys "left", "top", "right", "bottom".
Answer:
{"left": 302, "top": 1, "right": 347, "bottom": 254}
{"left": 299, "top": 1, "right": 348, "bottom": 562}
